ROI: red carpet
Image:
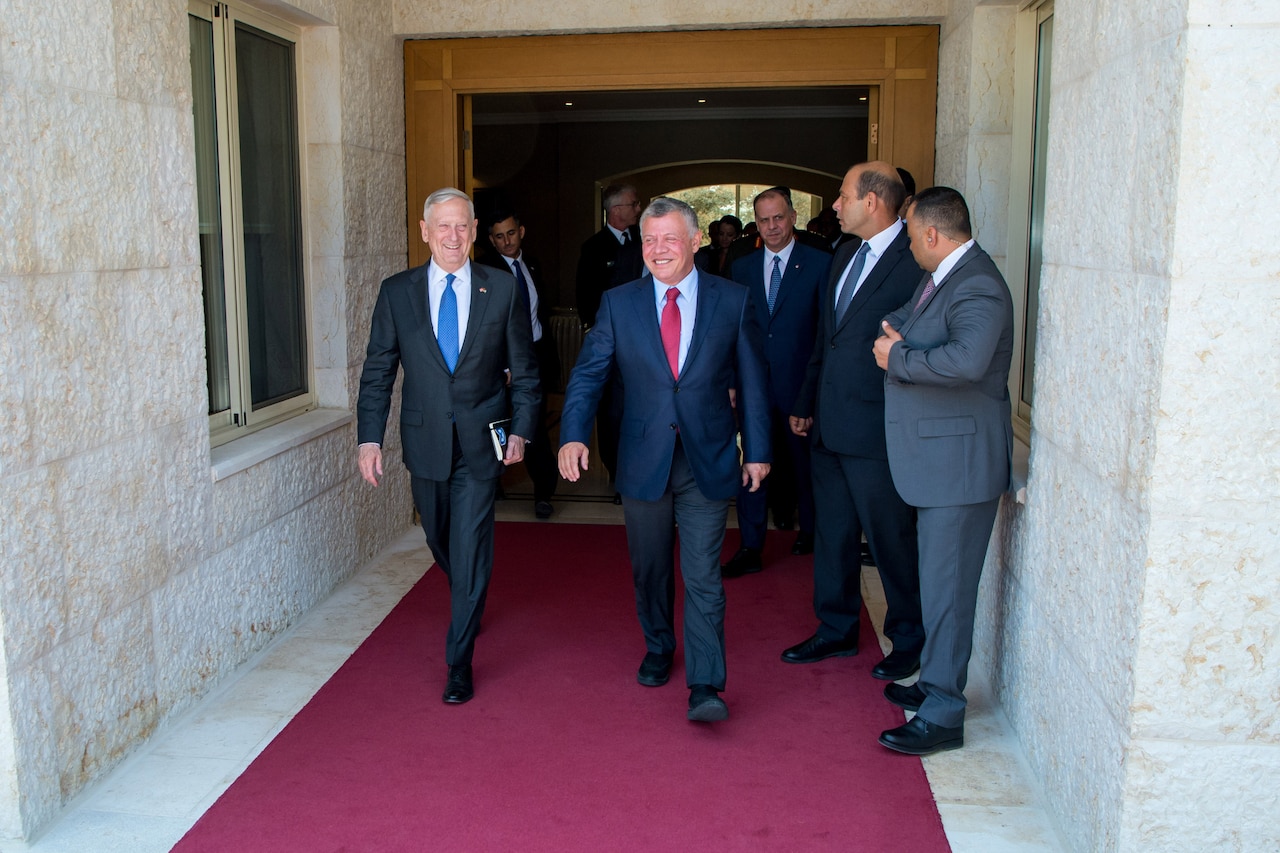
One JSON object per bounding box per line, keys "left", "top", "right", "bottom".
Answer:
{"left": 173, "top": 523, "right": 949, "bottom": 852}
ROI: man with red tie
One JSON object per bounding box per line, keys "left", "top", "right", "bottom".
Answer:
{"left": 559, "top": 197, "right": 771, "bottom": 722}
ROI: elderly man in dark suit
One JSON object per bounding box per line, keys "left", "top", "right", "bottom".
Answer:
{"left": 560, "top": 197, "right": 771, "bottom": 723}
{"left": 873, "top": 186, "right": 1014, "bottom": 755}
{"left": 785, "top": 162, "right": 925, "bottom": 684}
{"left": 479, "top": 209, "right": 560, "bottom": 519}
{"left": 721, "top": 187, "right": 830, "bottom": 577}
{"left": 357, "top": 187, "right": 540, "bottom": 706}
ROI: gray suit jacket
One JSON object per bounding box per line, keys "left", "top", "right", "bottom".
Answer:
{"left": 357, "top": 261, "right": 540, "bottom": 481}
{"left": 881, "top": 243, "right": 1014, "bottom": 508}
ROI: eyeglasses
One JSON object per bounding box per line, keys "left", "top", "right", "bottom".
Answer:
{"left": 611, "top": 200, "right": 641, "bottom": 209}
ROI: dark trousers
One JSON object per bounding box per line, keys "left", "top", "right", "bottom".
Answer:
{"left": 410, "top": 433, "right": 498, "bottom": 667}
{"left": 916, "top": 498, "right": 1001, "bottom": 728}
{"left": 621, "top": 440, "right": 731, "bottom": 690}
{"left": 523, "top": 387, "right": 558, "bottom": 503}
{"left": 809, "top": 447, "right": 923, "bottom": 655}
{"left": 734, "top": 406, "right": 814, "bottom": 548}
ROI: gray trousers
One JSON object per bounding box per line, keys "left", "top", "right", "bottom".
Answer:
{"left": 915, "top": 497, "right": 1001, "bottom": 728}
{"left": 621, "top": 441, "right": 731, "bottom": 690}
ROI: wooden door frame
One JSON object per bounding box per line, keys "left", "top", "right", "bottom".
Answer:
{"left": 404, "top": 26, "right": 938, "bottom": 267}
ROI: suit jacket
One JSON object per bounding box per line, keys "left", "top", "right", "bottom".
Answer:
{"left": 477, "top": 251, "right": 561, "bottom": 388}
{"left": 730, "top": 242, "right": 831, "bottom": 413}
{"left": 560, "top": 272, "right": 771, "bottom": 502}
{"left": 357, "top": 261, "right": 540, "bottom": 481}
{"left": 575, "top": 224, "right": 643, "bottom": 327}
{"left": 793, "top": 227, "right": 922, "bottom": 460}
{"left": 881, "top": 243, "right": 1014, "bottom": 508}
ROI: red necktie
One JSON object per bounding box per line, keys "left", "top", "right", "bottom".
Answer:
{"left": 661, "top": 287, "right": 681, "bottom": 379}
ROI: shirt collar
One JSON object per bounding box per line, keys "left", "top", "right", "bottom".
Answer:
{"left": 862, "top": 218, "right": 904, "bottom": 260}
{"left": 765, "top": 237, "right": 796, "bottom": 268}
{"left": 932, "top": 239, "right": 977, "bottom": 284}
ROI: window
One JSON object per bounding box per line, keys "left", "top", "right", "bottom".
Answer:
{"left": 189, "top": 1, "right": 312, "bottom": 444}
{"left": 666, "top": 184, "right": 822, "bottom": 246}
{"left": 1007, "top": 0, "right": 1054, "bottom": 435}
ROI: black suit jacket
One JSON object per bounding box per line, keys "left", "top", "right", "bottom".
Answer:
{"left": 477, "top": 251, "right": 561, "bottom": 389}
{"left": 793, "top": 226, "right": 922, "bottom": 460}
{"left": 357, "top": 261, "right": 540, "bottom": 480}
{"left": 575, "top": 225, "right": 642, "bottom": 327}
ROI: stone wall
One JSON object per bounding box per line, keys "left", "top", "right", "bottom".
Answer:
{"left": 0, "top": 0, "right": 410, "bottom": 837}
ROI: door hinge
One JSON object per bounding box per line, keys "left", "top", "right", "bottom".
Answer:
{"left": 870, "top": 123, "right": 879, "bottom": 145}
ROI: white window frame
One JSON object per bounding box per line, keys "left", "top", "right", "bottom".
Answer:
{"left": 190, "top": 0, "right": 315, "bottom": 446}
{"left": 1006, "top": 0, "right": 1054, "bottom": 442}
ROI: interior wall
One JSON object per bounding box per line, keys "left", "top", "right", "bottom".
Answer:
{"left": 472, "top": 114, "right": 863, "bottom": 309}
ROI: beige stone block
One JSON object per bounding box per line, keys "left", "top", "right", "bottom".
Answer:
{"left": 1187, "top": 0, "right": 1280, "bottom": 25}
{"left": 1118, "top": 738, "right": 1280, "bottom": 851}
{"left": 968, "top": 133, "right": 1012, "bottom": 255}
{"left": 0, "top": 278, "right": 35, "bottom": 476}
{"left": 56, "top": 435, "right": 171, "bottom": 639}
{"left": 307, "top": 143, "right": 345, "bottom": 258}
{"left": 1029, "top": 265, "right": 1167, "bottom": 497}
{"left": 310, "top": 255, "right": 347, "bottom": 369}
{"left": 122, "top": 268, "right": 207, "bottom": 425}
{"left": 157, "top": 417, "right": 214, "bottom": 563}
{"left": 1131, "top": 516, "right": 1280, "bottom": 742}
{"left": 49, "top": 601, "right": 158, "bottom": 805}
{"left": 4, "top": 662, "right": 61, "bottom": 836}
{"left": 0, "top": 81, "right": 35, "bottom": 276}
{"left": 2, "top": 0, "right": 116, "bottom": 94}
{"left": 370, "top": 151, "right": 409, "bottom": 257}
{"left": 147, "top": 105, "right": 202, "bottom": 271}
{"left": 967, "top": 6, "right": 1015, "bottom": 134}
{"left": 342, "top": 146, "right": 373, "bottom": 258}
{"left": 1173, "top": 29, "right": 1280, "bottom": 281}
{"left": 111, "top": 0, "right": 189, "bottom": 108}
{"left": 0, "top": 465, "right": 68, "bottom": 667}
{"left": 25, "top": 274, "right": 137, "bottom": 465}
{"left": 302, "top": 26, "right": 342, "bottom": 145}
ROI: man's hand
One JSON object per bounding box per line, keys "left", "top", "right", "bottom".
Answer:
{"left": 789, "top": 415, "right": 812, "bottom": 437}
{"left": 874, "top": 320, "right": 903, "bottom": 370}
{"left": 728, "top": 387, "right": 737, "bottom": 409}
{"left": 503, "top": 434, "right": 526, "bottom": 466}
{"left": 741, "top": 462, "right": 771, "bottom": 492}
{"left": 358, "top": 444, "right": 383, "bottom": 487}
{"left": 559, "top": 441, "right": 590, "bottom": 482}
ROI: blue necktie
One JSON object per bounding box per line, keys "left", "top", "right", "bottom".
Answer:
{"left": 438, "top": 273, "right": 459, "bottom": 372}
{"left": 834, "top": 242, "right": 871, "bottom": 323}
{"left": 511, "top": 260, "right": 532, "bottom": 319}
{"left": 767, "top": 255, "right": 782, "bottom": 315}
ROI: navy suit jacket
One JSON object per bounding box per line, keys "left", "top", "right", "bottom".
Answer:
{"left": 357, "top": 261, "right": 540, "bottom": 481}
{"left": 793, "top": 227, "right": 922, "bottom": 460}
{"left": 730, "top": 241, "right": 831, "bottom": 413}
{"left": 560, "top": 271, "right": 771, "bottom": 502}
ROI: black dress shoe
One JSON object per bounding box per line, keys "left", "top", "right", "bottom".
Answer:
{"left": 780, "top": 633, "right": 858, "bottom": 664}
{"left": 687, "top": 685, "right": 729, "bottom": 722}
{"left": 721, "top": 547, "right": 763, "bottom": 578}
{"left": 790, "top": 532, "right": 814, "bottom": 555}
{"left": 879, "top": 715, "right": 963, "bottom": 755}
{"left": 613, "top": 492, "right": 623, "bottom": 505}
{"left": 883, "top": 682, "right": 926, "bottom": 712}
{"left": 442, "top": 664, "right": 474, "bottom": 705}
{"left": 773, "top": 514, "right": 795, "bottom": 531}
{"left": 637, "top": 652, "right": 673, "bottom": 687}
{"left": 871, "top": 649, "right": 921, "bottom": 681}
{"left": 534, "top": 499, "right": 554, "bottom": 519}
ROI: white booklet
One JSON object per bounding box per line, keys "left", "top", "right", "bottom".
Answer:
{"left": 488, "top": 418, "right": 513, "bottom": 461}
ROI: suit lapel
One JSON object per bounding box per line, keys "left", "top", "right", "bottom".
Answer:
{"left": 408, "top": 264, "right": 451, "bottom": 373}
{"left": 772, "top": 248, "right": 806, "bottom": 319}
{"left": 899, "top": 244, "right": 983, "bottom": 335}
{"left": 837, "top": 231, "right": 907, "bottom": 330}
{"left": 458, "top": 261, "right": 491, "bottom": 367}
{"left": 682, "top": 275, "right": 721, "bottom": 377}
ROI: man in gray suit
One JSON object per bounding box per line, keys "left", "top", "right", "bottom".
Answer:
{"left": 872, "top": 186, "right": 1014, "bottom": 755}
{"left": 357, "top": 187, "right": 540, "bottom": 706}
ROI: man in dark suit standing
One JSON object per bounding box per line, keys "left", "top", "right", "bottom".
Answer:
{"left": 784, "top": 162, "right": 925, "bottom": 685}
{"left": 721, "top": 188, "right": 830, "bottom": 577}
{"left": 357, "top": 188, "right": 540, "bottom": 706}
{"left": 574, "top": 184, "right": 645, "bottom": 489}
{"left": 480, "top": 209, "right": 560, "bottom": 519}
{"left": 559, "top": 197, "right": 771, "bottom": 723}
{"left": 873, "top": 186, "right": 1014, "bottom": 755}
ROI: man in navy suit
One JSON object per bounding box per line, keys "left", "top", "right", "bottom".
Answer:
{"left": 721, "top": 188, "right": 831, "bottom": 577}
{"left": 479, "top": 209, "right": 560, "bottom": 519}
{"left": 784, "top": 162, "right": 925, "bottom": 684}
{"left": 874, "top": 186, "right": 1014, "bottom": 755}
{"left": 559, "top": 197, "right": 771, "bottom": 722}
{"left": 357, "top": 188, "right": 540, "bottom": 706}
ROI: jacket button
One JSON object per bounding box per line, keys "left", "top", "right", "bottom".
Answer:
{"left": 670, "top": 423, "right": 677, "bottom": 430}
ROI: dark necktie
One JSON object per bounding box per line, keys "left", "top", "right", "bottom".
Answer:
{"left": 767, "top": 255, "right": 782, "bottom": 315}
{"left": 511, "top": 259, "right": 531, "bottom": 318}
{"left": 661, "top": 287, "right": 681, "bottom": 379}
{"left": 834, "top": 242, "right": 871, "bottom": 322}
{"left": 438, "top": 273, "right": 459, "bottom": 372}
{"left": 620, "top": 229, "right": 630, "bottom": 244}
{"left": 913, "top": 275, "right": 937, "bottom": 313}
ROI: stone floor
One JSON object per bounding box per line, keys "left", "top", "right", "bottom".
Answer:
{"left": 0, "top": 493, "right": 1067, "bottom": 852}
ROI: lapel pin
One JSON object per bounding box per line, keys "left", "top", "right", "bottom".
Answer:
{"left": 478, "top": 287, "right": 487, "bottom": 293}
